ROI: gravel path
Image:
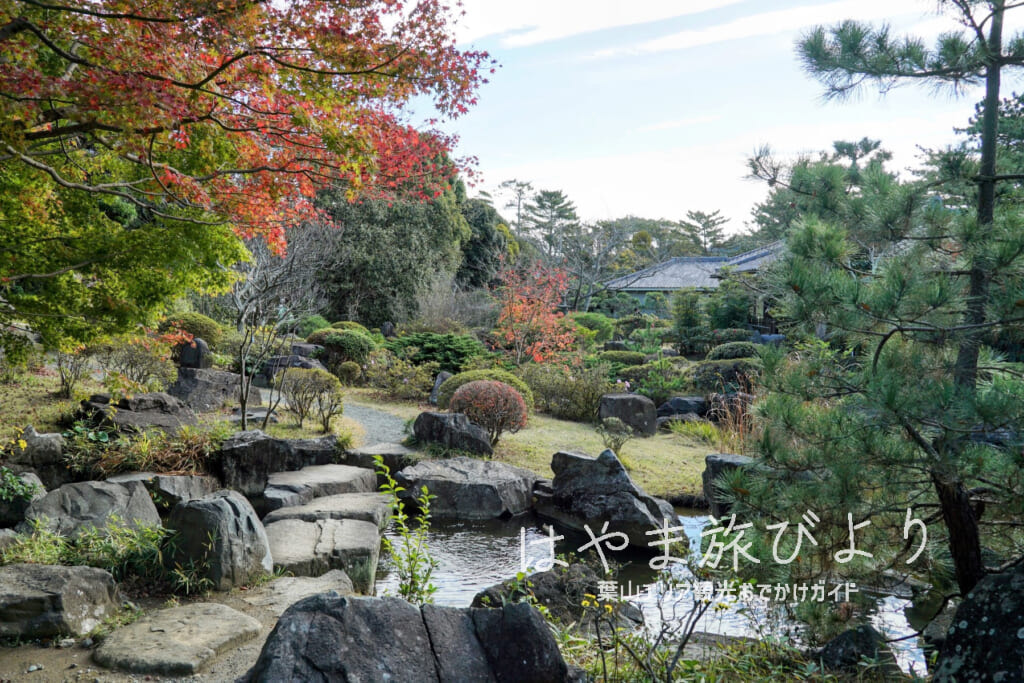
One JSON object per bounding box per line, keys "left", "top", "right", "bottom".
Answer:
{"left": 344, "top": 401, "right": 409, "bottom": 445}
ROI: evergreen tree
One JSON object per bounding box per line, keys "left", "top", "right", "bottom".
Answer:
{"left": 679, "top": 209, "right": 728, "bottom": 255}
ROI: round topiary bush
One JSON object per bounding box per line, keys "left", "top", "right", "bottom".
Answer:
{"left": 306, "top": 328, "right": 336, "bottom": 345}
{"left": 690, "top": 358, "right": 762, "bottom": 394}
{"left": 568, "top": 312, "right": 615, "bottom": 343}
{"left": 710, "top": 328, "right": 753, "bottom": 345}
{"left": 159, "top": 312, "right": 224, "bottom": 347}
{"left": 706, "top": 341, "right": 760, "bottom": 361}
{"left": 335, "top": 360, "right": 362, "bottom": 385}
{"left": 331, "top": 320, "right": 371, "bottom": 335}
{"left": 295, "top": 315, "right": 331, "bottom": 339}
{"left": 597, "top": 350, "right": 647, "bottom": 366}
{"left": 449, "top": 380, "right": 528, "bottom": 445}
{"left": 325, "top": 330, "right": 376, "bottom": 364}
{"left": 437, "top": 369, "right": 534, "bottom": 411}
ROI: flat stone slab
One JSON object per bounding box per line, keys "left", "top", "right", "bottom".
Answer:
{"left": 0, "top": 564, "right": 119, "bottom": 637}
{"left": 345, "top": 442, "right": 419, "bottom": 474}
{"left": 264, "top": 518, "right": 380, "bottom": 594}
{"left": 93, "top": 603, "right": 260, "bottom": 675}
{"left": 263, "top": 464, "right": 376, "bottom": 513}
{"left": 243, "top": 569, "right": 355, "bottom": 616}
{"left": 262, "top": 492, "right": 393, "bottom": 530}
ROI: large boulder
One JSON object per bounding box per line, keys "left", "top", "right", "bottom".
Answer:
{"left": 534, "top": 450, "right": 674, "bottom": 549}
{"left": 263, "top": 518, "right": 379, "bottom": 594}
{"left": 165, "top": 490, "right": 273, "bottom": 591}
{"left": 394, "top": 457, "right": 536, "bottom": 520}
{"left": 106, "top": 471, "right": 220, "bottom": 511}
{"left": 428, "top": 370, "right": 454, "bottom": 405}
{"left": 0, "top": 564, "right": 119, "bottom": 637}
{"left": 167, "top": 367, "right": 242, "bottom": 412}
{"left": 934, "top": 562, "right": 1024, "bottom": 682}
{"left": 177, "top": 337, "right": 212, "bottom": 369}
{"left": 6, "top": 425, "right": 70, "bottom": 489}
{"left": 599, "top": 393, "right": 657, "bottom": 436}
{"left": 218, "top": 430, "right": 338, "bottom": 499}
{"left": 817, "top": 625, "right": 900, "bottom": 675}
{"left": 260, "top": 354, "right": 328, "bottom": 382}
{"left": 413, "top": 411, "right": 493, "bottom": 456}
{"left": 290, "top": 342, "right": 324, "bottom": 359}
{"left": 701, "top": 453, "right": 755, "bottom": 518}
{"left": 657, "top": 396, "right": 708, "bottom": 418}
{"left": 242, "top": 594, "right": 568, "bottom": 683}
{"left": 19, "top": 480, "right": 160, "bottom": 539}
{"left": 93, "top": 602, "right": 260, "bottom": 675}
{"left": 77, "top": 392, "right": 197, "bottom": 435}
{"left": 0, "top": 472, "right": 44, "bottom": 528}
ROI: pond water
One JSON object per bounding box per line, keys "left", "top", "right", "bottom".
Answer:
{"left": 375, "top": 510, "right": 927, "bottom": 676}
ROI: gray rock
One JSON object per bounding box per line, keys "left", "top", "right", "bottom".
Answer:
{"left": 167, "top": 367, "right": 242, "bottom": 412}
{"left": 6, "top": 425, "right": 69, "bottom": 490}
{"left": 218, "top": 430, "right": 338, "bottom": 499}
{"left": 599, "top": 393, "right": 657, "bottom": 436}
{"left": 290, "top": 342, "right": 324, "bottom": 359}
{"left": 0, "top": 564, "right": 119, "bottom": 637}
{"left": 165, "top": 490, "right": 273, "bottom": 591}
{"left": 535, "top": 450, "right": 675, "bottom": 549}
{"left": 701, "top": 453, "right": 755, "bottom": 519}
{"left": 93, "top": 603, "right": 260, "bottom": 675}
{"left": 817, "top": 625, "right": 900, "bottom": 675}
{"left": 262, "top": 464, "right": 376, "bottom": 513}
{"left": 177, "top": 337, "right": 212, "bottom": 369}
{"left": 413, "top": 411, "right": 493, "bottom": 456}
{"left": 242, "top": 594, "right": 568, "bottom": 683}
{"left": 262, "top": 492, "right": 393, "bottom": 530}
{"left": 344, "top": 442, "right": 419, "bottom": 483}
{"left": 106, "top": 472, "right": 220, "bottom": 510}
{"left": 934, "top": 563, "right": 1024, "bottom": 682}
{"left": 261, "top": 355, "right": 328, "bottom": 382}
{"left": 19, "top": 480, "right": 160, "bottom": 539}
{"left": 657, "top": 396, "right": 708, "bottom": 418}
{"left": 429, "top": 370, "right": 454, "bottom": 405}
{"left": 0, "top": 472, "right": 44, "bottom": 527}
{"left": 395, "top": 457, "right": 536, "bottom": 520}
{"left": 380, "top": 321, "right": 397, "bottom": 338}
{"left": 0, "top": 529, "right": 18, "bottom": 552}
{"left": 77, "top": 392, "right": 197, "bottom": 435}
{"left": 243, "top": 569, "right": 355, "bottom": 616}
{"left": 264, "top": 518, "right": 380, "bottom": 593}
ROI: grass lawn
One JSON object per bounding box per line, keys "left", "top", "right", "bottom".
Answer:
{"left": 0, "top": 366, "right": 106, "bottom": 442}
{"left": 342, "top": 388, "right": 711, "bottom": 499}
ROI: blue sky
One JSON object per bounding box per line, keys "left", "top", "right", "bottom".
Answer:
{"left": 435, "top": 0, "right": 1020, "bottom": 235}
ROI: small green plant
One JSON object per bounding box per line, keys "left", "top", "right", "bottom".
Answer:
{"left": 706, "top": 341, "right": 760, "bottom": 361}
{"left": 667, "top": 419, "right": 720, "bottom": 444}
{"left": 362, "top": 348, "right": 439, "bottom": 400}
{"left": 596, "top": 417, "right": 635, "bottom": 457}
{"left": 375, "top": 455, "right": 438, "bottom": 605}
{"left": 0, "top": 465, "right": 40, "bottom": 503}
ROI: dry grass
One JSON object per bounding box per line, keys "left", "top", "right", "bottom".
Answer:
{"left": 0, "top": 366, "right": 105, "bottom": 442}
{"left": 342, "top": 388, "right": 712, "bottom": 499}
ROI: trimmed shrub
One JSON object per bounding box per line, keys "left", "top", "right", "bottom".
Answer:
{"left": 706, "top": 341, "right": 760, "bottom": 361}
{"left": 449, "top": 380, "right": 528, "bottom": 445}
{"left": 306, "top": 328, "right": 336, "bottom": 345}
{"left": 597, "top": 350, "right": 646, "bottom": 366}
{"left": 159, "top": 312, "right": 224, "bottom": 347}
{"left": 336, "top": 360, "right": 362, "bottom": 385}
{"left": 690, "top": 358, "right": 761, "bottom": 394}
{"left": 280, "top": 367, "right": 342, "bottom": 429}
{"left": 362, "top": 348, "right": 438, "bottom": 400}
{"left": 710, "top": 328, "right": 753, "bottom": 345}
{"left": 324, "top": 330, "right": 377, "bottom": 366}
{"left": 615, "top": 359, "right": 681, "bottom": 384}
{"left": 568, "top": 312, "right": 615, "bottom": 343}
{"left": 437, "top": 369, "right": 534, "bottom": 411}
{"left": 384, "top": 333, "right": 485, "bottom": 374}
{"left": 295, "top": 315, "right": 330, "bottom": 339}
{"left": 518, "top": 363, "right": 612, "bottom": 423}
{"left": 614, "top": 313, "right": 660, "bottom": 338}
{"left": 331, "top": 320, "right": 371, "bottom": 335}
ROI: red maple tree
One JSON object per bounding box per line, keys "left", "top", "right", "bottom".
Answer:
{"left": 0, "top": 0, "right": 491, "bottom": 250}
{"left": 493, "top": 262, "right": 577, "bottom": 365}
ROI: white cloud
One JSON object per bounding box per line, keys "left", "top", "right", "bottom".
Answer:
{"left": 455, "top": 0, "right": 746, "bottom": 47}
{"left": 592, "top": 0, "right": 925, "bottom": 57}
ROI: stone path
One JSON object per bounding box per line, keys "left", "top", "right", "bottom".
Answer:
{"left": 343, "top": 401, "right": 409, "bottom": 445}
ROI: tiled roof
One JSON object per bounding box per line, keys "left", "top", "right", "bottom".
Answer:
{"left": 604, "top": 242, "right": 784, "bottom": 291}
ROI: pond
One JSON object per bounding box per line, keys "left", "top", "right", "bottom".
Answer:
{"left": 375, "top": 509, "right": 927, "bottom": 676}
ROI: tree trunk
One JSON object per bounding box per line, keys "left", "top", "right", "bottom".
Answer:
{"left": 931, "top": 470, "right": 986, "bottom": 596}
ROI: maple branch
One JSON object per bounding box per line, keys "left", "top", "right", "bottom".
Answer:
{"left": 0, "top": 16, "right": 31, "bottom": 42}
{"left": 4, "top": 260, "right": 99, "bottom": 282}
{"left": 15, "top": 0, "right": 268, "bottom": 23}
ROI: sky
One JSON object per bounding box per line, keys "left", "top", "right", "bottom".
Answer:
{"left": 431, "top": 0, "right": 1022, "bottom": 235}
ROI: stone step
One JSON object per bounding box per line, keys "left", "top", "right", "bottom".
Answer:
{"left": 264, "top": 518, "right": 380, "bottom": 594}
{"left": 344, "top": 442, "right": 419, "bottom": 476}
{"left": 243, "top": 569, "right": 354, "bottom": 616}
{"left": 93, "top": 603, "right": 260, "bottom": 676}
{"left": 263, "top": 464, "right": 376, "bottom": 513}
{"left": 262, "top": 492, "right": 393, "bottom": 530}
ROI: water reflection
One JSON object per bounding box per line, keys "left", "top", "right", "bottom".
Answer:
{"left": 375, "top": 509, "right": 926, "bottom": 676}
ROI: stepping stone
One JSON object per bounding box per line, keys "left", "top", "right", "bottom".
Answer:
{"left": 345, "top": 442, "right": 419, "bottom": 476}
{"left": 262, "top": 492, "right": 393, "bottom": 530}
{"left": 264, "top": 518, "right": 380, "bottom": 594}
{"left": 243, "top": 569, "right": 355, "bottom": 616}
{"left": 263, "top": 464, "right": 376, "bottom": 513}
{"left": 93, "top": 603, "right": 260, "bottom": 675}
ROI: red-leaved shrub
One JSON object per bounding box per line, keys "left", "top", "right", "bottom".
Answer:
{"left": 449, "top": 380, "right": 528, "bottom": 446}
